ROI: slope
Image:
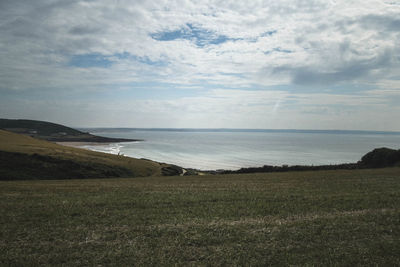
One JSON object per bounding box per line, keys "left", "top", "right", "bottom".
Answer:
{"left": 0, "top": 130, "right": 171, "bottom": 180}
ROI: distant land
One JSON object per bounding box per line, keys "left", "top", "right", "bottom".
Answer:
{"left": 3, "top": 118, "right": 398, "bottom": 138}
{"left": 83, "top": 127, "right": 400, "bottom": 135}
{"left": 0, "top": 118, "right": 141, "bottom": 143}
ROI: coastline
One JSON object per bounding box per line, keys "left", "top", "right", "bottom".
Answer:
{"left": 56, "top": 141, "right": 114, "bottom": 147}
{"left": 56, "top": 141, "right": 124, "bottom": 156}
{"left": 48, "top": 136, "right": 142, "bottom": 143}
{"left": 61, "top": 140, "right": 400, "bottom": 175}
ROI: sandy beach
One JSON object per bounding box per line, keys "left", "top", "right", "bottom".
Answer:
{"left": 56, "top": 141, "right": 112, "bottom": 148}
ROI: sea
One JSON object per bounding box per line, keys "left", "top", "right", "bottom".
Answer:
{"left": 79, "top": 129, "right": 400, "bottom": 171}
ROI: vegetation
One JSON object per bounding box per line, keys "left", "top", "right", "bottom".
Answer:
{"left": 0, "top": 130, "right": 180, "bottom": 180}
{"left": 360, "top": 147, "right": 400, "bottom": 168}
{"left": 0, "top": 118, "right": 83, "bottom": 136}
{"left": 0, "top": 118, "right": 139, "bottom": 142}
{"left": 220, "top": 147, "right": 400, "bottom": 175}
{"left": 1, "top": 168, "right": 400, "bottom": 265}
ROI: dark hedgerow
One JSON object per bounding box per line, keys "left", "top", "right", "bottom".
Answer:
{"left": 360, "top": 148, "right": 400, "bottom": 168}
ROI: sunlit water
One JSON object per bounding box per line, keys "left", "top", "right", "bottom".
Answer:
{"left": 79, "top": 129, "right": 400, "bottom": 170}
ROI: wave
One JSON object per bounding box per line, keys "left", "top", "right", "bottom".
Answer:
{"left": 82, "top": 143, "right": 123, "bottom": 155}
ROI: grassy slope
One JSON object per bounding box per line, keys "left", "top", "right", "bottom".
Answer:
{"left": 0, "top": 130, "right": 163, "bottom": 179}
{"left": 0, "top": 118, "right": 137, "bottom": 142}
{"left": 1, "top": 168, "right": 399, "bottom": 265}
{"left": 0, "top": 118, "right": 83, "bottom": 136}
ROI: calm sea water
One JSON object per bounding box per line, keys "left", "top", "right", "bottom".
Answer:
{"left": 80, "top": 129, "right": 400, "bottom": 170}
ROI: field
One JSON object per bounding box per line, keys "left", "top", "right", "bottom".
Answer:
{"left": 1, "top": 168, "right": 400, "bottom": 265}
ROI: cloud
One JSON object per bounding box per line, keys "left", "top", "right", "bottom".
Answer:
{"left": 272, "top": 48, "right": 396, "bottom": 86}
{"left": 1, "top": 0, "right": 399, "bottom": 90}
{"left": 69, "top": 25, "right": 104, "bottom": 35}
{"left": 0, "top": 0, "right": 399, "bottom": 129}
{"left": 360, "top": 14, "right": 400, "bottom": 32}
{"left": 2, "top": 87, "right": 399, "bottom": 130}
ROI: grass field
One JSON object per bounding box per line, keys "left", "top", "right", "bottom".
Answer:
{"left": 1, "top": 168, "right": 400, "bottom": 265}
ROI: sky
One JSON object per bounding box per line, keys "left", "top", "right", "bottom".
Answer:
{"left": 0, "top": 0, "right": 399, "bottom": 130}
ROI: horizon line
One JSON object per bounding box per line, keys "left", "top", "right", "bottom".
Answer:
{"left": 78, "top": 127, "right": 400, "bottom": 135}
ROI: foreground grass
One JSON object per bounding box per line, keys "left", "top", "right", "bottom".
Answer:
{"left": 1, "top": 168, "right": 400, "bottom": 265}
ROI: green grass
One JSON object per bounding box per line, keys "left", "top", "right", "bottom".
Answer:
{"left": 0, "top": 130, "right": 164, "bottom": 179}
{"left": 1, "top": 168, "right": 400, "bottom": 265}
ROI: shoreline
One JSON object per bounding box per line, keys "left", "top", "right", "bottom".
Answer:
{"left": 56, "top": 141, "right": 114, "bottom": 147}
{"left": 48, "top": 136, "right": 143, "bottom": 143}
{"left": 56, "top": 139, "right": 142, "bottom": 147}
{"left": 58, "top": 140, "right": 400, "bottom": 175}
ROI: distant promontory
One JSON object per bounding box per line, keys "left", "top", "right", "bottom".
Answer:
{"left": 0, "top": 118, "right": 140, "bottom": 143}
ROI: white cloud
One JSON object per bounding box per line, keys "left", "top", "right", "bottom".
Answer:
{"left": 0, "top": 0, "right": 399, "bottom": 130}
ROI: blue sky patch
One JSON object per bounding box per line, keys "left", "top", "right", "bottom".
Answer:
{"left": 264, "top": 47, "right": 293, "bottom": 55}
{"left": 150, "top": 23, "right": 239, "bottom": 47}
{"left": 115, "top": 52, "right": 168, "bottom": 66}
{"left": 68, "top": 53, "right": 113, "bottom": 68}
{"left": 69, "top": 52, "right": 167, "bottom": 68}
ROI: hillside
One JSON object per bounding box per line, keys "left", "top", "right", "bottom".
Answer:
{"left": 0, "top": 130, "right": 182, "bottom": 180}
{"left": 0, "top": 118, "right": 138, "bottom": 142}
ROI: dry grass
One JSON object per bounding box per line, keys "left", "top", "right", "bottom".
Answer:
{"left": 1, "top": 168, "right": 400, "bottom": 265}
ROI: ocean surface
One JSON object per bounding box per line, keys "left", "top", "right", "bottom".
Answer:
{"left": 79, "top": 129, "right": 400, "bottom": 170}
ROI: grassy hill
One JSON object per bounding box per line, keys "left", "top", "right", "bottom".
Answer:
{"left": 0, "top": 130, "right": 181, "bottom": 180}
{"left": 0, "top": 118, "right": 138, "bottom": 142}
{"left": 0, "top": 118, "right": 84, "bottom": 136}
{"left": 1, "top": 168, "right": 399, "bottom": 265}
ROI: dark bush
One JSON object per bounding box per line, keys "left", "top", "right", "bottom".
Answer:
{"left": 360, "top": 148, "right": 400, "bottom": 168}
